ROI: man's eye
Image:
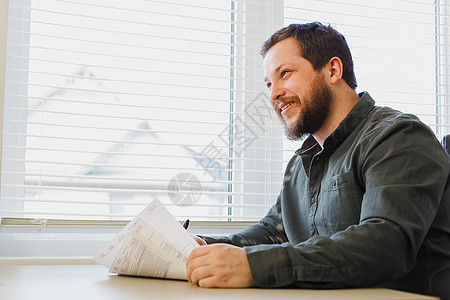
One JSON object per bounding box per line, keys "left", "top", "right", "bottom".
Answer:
{"left": 281, "top": 70, "right": 290, "bottom": 77}
{"left": 266, "top": 83, "right": 271, "bottom": 89}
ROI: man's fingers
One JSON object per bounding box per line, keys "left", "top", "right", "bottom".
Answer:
{"left": 188, "top": 244, "right": 211, "bottom": 261}
{"left": 192, "top": 236, "right": 207, "bottom": 246}
{"left": 186, "top": 244, "right": 253, "bottom": 288}
{"left": 189, "top": 265, "right": 214, "bottom": 285}
{"left": 197, "top": 276, "right": 219, "bottom": 288}
{"left": 186, "top": 247, "right": 212, "bottom": 282}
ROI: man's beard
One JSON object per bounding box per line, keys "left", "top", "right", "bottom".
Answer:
{"left": 280, "top": 73, "right": 333, "bottom": 141}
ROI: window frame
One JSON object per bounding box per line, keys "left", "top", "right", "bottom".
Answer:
{"left": 1, "top": 0, "right": 448, "bottom": 258}
{"left": 0, "top": 0, "right": 283, "bottom": 258}
{"left": 0, "top": 0, "right": 7, "bottom": 172}
{"left": 435, "top": 0, "right": 450, "bottom": 137}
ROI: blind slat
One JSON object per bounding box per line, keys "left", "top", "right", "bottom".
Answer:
{"left": 0, "top": 210, "right": 265, "bottom": 220}
{"left": 2, "top": 197, "right": 273, "bottom": 208}
{"left": 2, "top": 184, "right": 280, "bottom": 198}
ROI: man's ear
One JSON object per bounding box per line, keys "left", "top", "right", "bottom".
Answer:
{"left": 328, "top": 56, "right": 343, "bottom": 85}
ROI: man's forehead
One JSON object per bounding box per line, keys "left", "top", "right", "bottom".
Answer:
{"left": 264, "top": 38, "right": 301, "bottom": 64}
{"left": 263, "top": 39, "right": 303, "bottom": 77}
{"left": 267, "top": 37, "right": 300, "bottom": 55}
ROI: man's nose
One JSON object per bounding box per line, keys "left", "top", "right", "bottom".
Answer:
{"left": 270, "top": 83, "right": 285, "bottom": 104}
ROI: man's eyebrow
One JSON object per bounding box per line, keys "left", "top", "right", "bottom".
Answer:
{"left": 264, "top": 63, "right": 288, "bottom": 82}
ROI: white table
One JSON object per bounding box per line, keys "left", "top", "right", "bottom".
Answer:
{"left": 0, "top": 264, "right": 439, "bottom": 300}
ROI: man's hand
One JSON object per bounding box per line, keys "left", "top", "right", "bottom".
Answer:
{"left": 192, "top": 235, "right": 207, "bottom": 246}
{"left": 186, "top": 243, "right": 253, "bottom": 288}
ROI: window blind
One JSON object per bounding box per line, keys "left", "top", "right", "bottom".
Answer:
{"left": 1, "top": 0, "right": 449, "bottom": 225}
{"left": 1, "top": 0, "right": 285, "bottom": 222}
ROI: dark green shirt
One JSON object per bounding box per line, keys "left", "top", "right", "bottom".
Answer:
{"left": 203, "top": 92, "right": 450, "bottom": 300}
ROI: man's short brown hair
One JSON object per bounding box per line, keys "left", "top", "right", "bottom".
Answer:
{"left": 261, "top": 22, "right": 357, "bottom": 89}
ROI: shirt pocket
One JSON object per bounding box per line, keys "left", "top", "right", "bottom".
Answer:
{"left": 317, "top": 171, "right": 362, "bottom": 236}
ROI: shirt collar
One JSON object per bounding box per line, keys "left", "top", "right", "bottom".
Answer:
{"left": 295, "top": 91, "right": 375, "bottom": 156}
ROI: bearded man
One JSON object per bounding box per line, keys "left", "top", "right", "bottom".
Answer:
{"left": 186, "top": 22, "right": 450, "bottom": 300}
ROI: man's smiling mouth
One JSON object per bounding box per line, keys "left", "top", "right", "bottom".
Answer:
{"left": 281, "top": 103, "right": 292, "bottom": 112}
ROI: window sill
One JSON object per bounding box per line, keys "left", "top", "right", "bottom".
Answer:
{"left": 0, "top": 256, "right": 98, "bottom": 265}
{"left": 0, "top": 221, "right": 252, "bottom": 257}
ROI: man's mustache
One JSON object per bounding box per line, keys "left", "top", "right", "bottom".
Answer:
{"left": 274, "top": 96, "right": 300, "bottom": 114}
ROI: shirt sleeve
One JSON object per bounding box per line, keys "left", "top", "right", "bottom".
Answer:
{"left": 199, "top": 194, "right": 288, "bottom": 247}
{"left": 245, "top": 117, "right": 449, "bottom": 289}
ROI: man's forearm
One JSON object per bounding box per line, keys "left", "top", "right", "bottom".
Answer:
{"left": 199, "top": 220, "right": 288, "bottom": 247}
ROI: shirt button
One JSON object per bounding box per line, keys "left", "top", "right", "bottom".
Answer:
{"left": 311, "top": 196, "right": 316, "bottom": 204}
{"left": 332, "top": 180, "right": 337, "bottom": 188}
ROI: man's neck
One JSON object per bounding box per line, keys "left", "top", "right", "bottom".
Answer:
{"left": 313, "top": 89, "right": 359, "bottom": 148}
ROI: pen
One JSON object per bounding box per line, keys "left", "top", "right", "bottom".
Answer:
{"left": 182, "top": 219, "right": 190, "bottom": 230}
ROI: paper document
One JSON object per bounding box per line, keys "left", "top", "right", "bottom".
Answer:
{"left": 95, "top": 198, "right": 198, "bottom": 280}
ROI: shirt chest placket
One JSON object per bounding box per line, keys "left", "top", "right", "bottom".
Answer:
{"left": 307, "top": 153, "right": 324, "bottom": 237}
